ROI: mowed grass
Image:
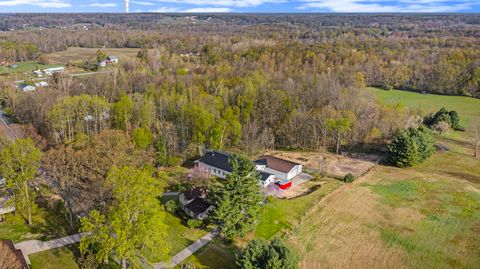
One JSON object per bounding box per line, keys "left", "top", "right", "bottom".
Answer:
{"left": 0, "top": 201, "right": 73, "bottom": 243}
{"left": 29, "top": 245, "right": 80, "bottom": 269}
{"left": 46, "top": 47, "right": 141, "bottom": 64}
{"left": 177, "top": 238, "right": 237, "bottom": 269}
{"left": 367, "top": 87, "right": 480, "bottom": 128}
{"left": 178, "top": 179, "right": 343, "bottom": 268}
{"left": 255, "top": 179, "right": 343, "bottom": 240}
{"left": 289, "top": 137, "right": 480, "bottom": 269}
{"left": 0, "top": 61, "right": 63, "bottom": 75}
{"left": 164, "top": 211, "right": 207, "bottom": 257}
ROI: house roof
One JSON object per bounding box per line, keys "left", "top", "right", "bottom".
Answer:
{"left": 198, "top": 150, "right": 233, "bottom": 172}
{"left": 1, "top": 240, "right": 29, "bottom": 269}
{"left": 259, "top": 171, "right": 274, "bottom": 182}
{"left": 108, "top": 55, "right": 118, "bottom": 60}
{"left": 255, "top": 155, "right": 300, "bottom": 173}
{"left": 182, "top": 187, "right": 206, "bottom": 201}
{"left": 185, "top": 197, "right": 212, "bottom": 215}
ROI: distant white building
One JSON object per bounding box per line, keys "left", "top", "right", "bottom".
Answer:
{"left": 18, "top": 84, "right": 36, "bottom": 92}
{"left": 35, "top": 81, "right": 49, "bottom": 87}
{"left": 106, "top": 56, "right": 118, "bottom": 64}
{"left": 43, "top": 66, "right": 65, "bottom": 75}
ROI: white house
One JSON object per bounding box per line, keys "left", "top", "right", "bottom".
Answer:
{"left": 196, "top": 150, "right": 278, "bottom": 188}
{"left": 254, "top": 155, "right": 302, "bottom": 181}
{"left": 106, "top": 56, "right": 118, "bottom": 64}
{"left": 35, "top": 81, "right": 49, "bottom": 87}
{"left": 43, "top": 67, "right": 65, "bottom": 75}
{"left": 18, "top": 84, "right": 36, "bottom": 92}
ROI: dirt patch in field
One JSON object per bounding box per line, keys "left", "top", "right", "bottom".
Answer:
{"left": 263, "top": 150, "right": 380, "bottom": 178}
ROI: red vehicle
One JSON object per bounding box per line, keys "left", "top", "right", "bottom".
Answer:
{"left": 278, "top": 180, "right": 292, "bottom": 190}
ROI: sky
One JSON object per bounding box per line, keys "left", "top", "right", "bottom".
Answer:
{"left": 0, "top": 0, "right": 479, "bottom": 13}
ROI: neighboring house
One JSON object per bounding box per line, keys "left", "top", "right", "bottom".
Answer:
{"left": 97, "top": 60, "right": 107, "bottom": 67}
{"left": 0, "top": 240, "right": 29, "bottom": 269}
{"left": 179, "top": 187, "right": 214, "bottom": 220}
{"left": 197, "top": 150, "right": 233, "bottom": 179}
{"left": 18, "top": 84, "right": 36, "bottom": 92}
{"left": 35, "top": 81, "right": 48, "bottom": 87}
{"left": 255, "top": 155, "right": 302, "bottom": 190}
{"left": 106, "top": 56, "right": 119, "bottom": 64}
{"left": 0, "top": 178, "right": 15, "bottom": 215}
{"left": 197, "top": 150, "right": 292, "bottom": 188}
{"left": 33, "top": 70, "right": 43, "bottom": 77}
{"left": 43, "top": 67, "right": 65, "bottom": 75}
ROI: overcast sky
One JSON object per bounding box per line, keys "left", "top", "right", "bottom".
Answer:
{"left": 1, "top": 0, "right": 479, "bottom": 13}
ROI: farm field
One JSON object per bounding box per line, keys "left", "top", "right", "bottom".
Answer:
{"left": 367, "top": 87, "right": 480, "bottom": 128}
{"left": 287, "top": 89, "right": 480, "bottom": 269}
{"left": 46, "top": 47, "right": 141, "bottom": 64}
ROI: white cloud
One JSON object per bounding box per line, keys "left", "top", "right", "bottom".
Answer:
{"left": 131, "top": 0, "right": 155, "bottom": 6}
{"left": 150, "top": 0, "right": 285, "bottom": 8}
{"left": 89, "top": 2, "right": 116, "bottom": 7}
{"left": 0, "top": 0, "right": 71, "bottom": 7}
{"left": 298, "top": 0, "right": 475, "bottom": 12}
{"left": 149, "top": 6, "right": 179, "bottom": 12}
{"left": 182, "top": 7, "right": 233, "bottom": 12}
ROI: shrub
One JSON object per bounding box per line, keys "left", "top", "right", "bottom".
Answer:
{"left": 387, "top": 127, "right": 436, "bottom": 167}
{"left": 344, "top": 173, "right": 355, "bottom": 183}
{"left": 237, "top": 238, "right": 298, "bottom": 269}
{"left": 187, "top": 219, "right": 203, "bottom": 228}
{"left": 165, "top": 200, "right": 178, "bottom": 213}
{"left": 424, "top": 107, "right": 461, "bottom": 130}
{"left": 432, "top": 121, "right": 450, "bottom": 134}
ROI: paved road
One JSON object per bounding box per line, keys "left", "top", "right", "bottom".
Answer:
{"left": 0, "top": 108, "right": 16, "bottom": 140}
{"left": 154, "top": 231, "right": 217, "bottom": 268}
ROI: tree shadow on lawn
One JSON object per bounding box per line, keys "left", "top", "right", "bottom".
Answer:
{"left": 30, "top": 199, "right": 77, "bottom": 241}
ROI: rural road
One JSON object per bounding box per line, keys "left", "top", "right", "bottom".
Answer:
{"left": 13, "top": 70, "right": 113, "bottom": 84}
{"left": 0, "top": 107, "right": 16, "bottom": 140}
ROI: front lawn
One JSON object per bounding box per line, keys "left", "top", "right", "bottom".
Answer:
{"left": 29, "top": 245, "right": 80, "bottom": 269}
{"left": 255, "top": 179, "right": 343, "bottom": 239}
{"left": 164, "top": 211, "right": 207, "bottom": 256}
{"left": 0, "top": 200, "right": 73, "bottom": 243}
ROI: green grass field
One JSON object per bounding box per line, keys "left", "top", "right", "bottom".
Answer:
{"left": 0, "top": 201, "right": 73, "bottom": 243}
{"left": 46, "top": 47, "right": 141, "bottom": 64}
{"left": 287, "top": 88, "right": 480, "bottom": 269}
{"left": 367, "top": 87, "right": 480, "bottom": 128}
{"left": 255, "top": 179, "right": 343, "bottom": 240}
{"left": 0, "top": 61, "right": 63, "bottom": 75}
{"left": 29, "top": 245, "right": 80, "bottom": 269}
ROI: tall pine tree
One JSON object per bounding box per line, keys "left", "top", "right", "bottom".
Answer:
{"left": 211, "top": 154, "right": 263, "bottom": 239}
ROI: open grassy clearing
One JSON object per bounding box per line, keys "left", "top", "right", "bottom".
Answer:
{"left": 164, "top": 211, "right": 208, "bottom": 257}
{"left": 367, "top": 87, "right": 480, "bottom": 129}
{"left": 0, "top": 61, "right": 63, "bottom": 75}
{"left": 255, "top": 179, "right": 343, "bottom": 240}
{"left": 46, "top": 47, "right": 141, "bottom": 64}
{"left": 288, "top": 88, "right": 480, "bottom": 269}
{"left": 288, "top": 147, "right": 480, "bottom": 269}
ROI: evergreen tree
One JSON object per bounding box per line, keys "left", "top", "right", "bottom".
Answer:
{"left": 387, "top": 127, "right": 436, "bottom": 167}
{"left": 211, "top": 154, "right": 263, "bottom": 239}
{"left": 237, "top": 238, "right": 298, "bottom": 269}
